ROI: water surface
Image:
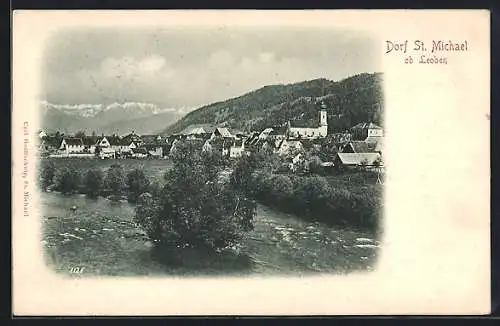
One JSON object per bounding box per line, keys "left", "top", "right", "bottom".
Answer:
{"left": 41, "top": 192, "right": 379, "bottom": 276}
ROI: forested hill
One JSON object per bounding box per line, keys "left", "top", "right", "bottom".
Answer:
{"left": 161, "top": 72, "right": 384, "bottom": 135}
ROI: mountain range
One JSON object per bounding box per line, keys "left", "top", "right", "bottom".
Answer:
{"left": 161, "top": 72, "right": 384, "bottom": 136}
{"left": 41, "top": 72, "right": 384, "bottom": 137}
{"left": 40, "top": 101, "right": 189, "bottom": 135}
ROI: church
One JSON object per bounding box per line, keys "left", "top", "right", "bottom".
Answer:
{"left": 287, "top": 102, "right": 328, "bottom": 139}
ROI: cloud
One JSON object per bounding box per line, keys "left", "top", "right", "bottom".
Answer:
{"left": 42, "top": 99, "right": 196, "bottom": 118}
{"left": 42, "top": 29, "right": 380, "bottom": 108}
{"left": 99, "top": 55, "right": 169, "bottom": 79}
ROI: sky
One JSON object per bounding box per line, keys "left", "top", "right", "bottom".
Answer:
{"left": 41, "top": 27, "right": 380, "bottom": 111}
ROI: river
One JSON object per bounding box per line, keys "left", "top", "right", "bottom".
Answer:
{"left": 40, "top": 191, "right": 379, "bottom": 276}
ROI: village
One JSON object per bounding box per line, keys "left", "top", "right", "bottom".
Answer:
{"left": 37, "top": 102, "right": 385, "bottom": 174}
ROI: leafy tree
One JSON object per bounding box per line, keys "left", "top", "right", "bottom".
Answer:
{"left": 84, "top": 168, "right": 104, "bottom": 198}
{"left": 231, "top": 149, "right": 281, "bottom": 189}
{"left": 39, "top": 160, "right": 56, "bottom": 190}
{"left": 53, "top": 167, "right": 80, "bottom": 194}
{"left": 135, "top": 140, "right": 256, "bottom": 251}
{"left": 126, "top": 169, "right": 150, "bottom": 203}
{"left": 293, "top": 176, "right": 331, "bottom": 213}
{"left": 268, "top": 174, "right": 294, "bottom": 209}
{"left": 105, "top": 164, "right": 126, "bottom": 199}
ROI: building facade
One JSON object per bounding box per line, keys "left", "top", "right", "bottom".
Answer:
{"left": 287, "top": 103, "right": 328, "bottom": 139}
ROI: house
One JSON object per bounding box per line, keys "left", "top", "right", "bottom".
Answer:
{"left": 340, "top": 141, "right": 378, "bottom": 154}
{"left": 96, "top": 136, "right": 111, "bottom": 148}
{"left": 267, "top": 126, "right": 288, "bottom": 141}
{"left": 203, "top": 137, "right": 232, "bottom": 157}
{"left": 94, "top": 135, "right": 122, "bottom": 155}
{"left": 59, "top": 137, "right": 84, "bottom": 154}
{"left": 275, "top": 139, "right": 302, "bottom": 156}
{"left": 82, "top": 136, "right": 98, "bottom": 153}
{"left": 120, "top": 138, "right": 138, "bottom": 153}
{"left": 351, "top": 122, "right": 383, "bottom": 141}
{"left": 38, "top": 135, "right": 62, "bottom": 155}
{"left": 141, "top": 134, "right": 163, "bottom": 144}
{"left": 258, "top": 128, "right": 274, "bottom": 140}
{"left": 260, "top": 139, "right": 276, "bottom": 153}
{"left": 243, "top": 132, "right": 261, "bottom": 151}
{"left": 99, "top": 147, "right": 116, "bottom": 159}
{"left": 143, "top": 144, "right": 163, "bottom": 158}
{"left": 333, "top": 152, "right": 382, "bottom": 172}
{"left": 140, "top": 134, "right": 164, "bottom": 157}
{"left": 287, "top": 140, "right": 303, "bottom": 153}
{"left": 107, "top": 135, "right": 123, "bottom": 153}
{"left": 287, "top": 102, "right": 328, "bottom": 139}
{"left": 329, "top": 133, "right": 352, "bottom": 144}
{"left": 131, "top": 147, "right": 148, "bottom": 159}
{"left": 231, "top": 129, "right": 248, "bottom": 139}
{"left": 121, "top": 131, "right": 143, "bottom": 150}
{"left": 210, "top": 127, "right": 233, "bottom": 139}
{"left": 229, "top": 139, "right": 245, "bottom": 158}
{"left": 177, "top": 124, "right": 217, "bottom": 139}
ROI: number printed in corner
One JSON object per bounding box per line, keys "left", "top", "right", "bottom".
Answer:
{"left": 69, "top": 266, "right": 85, "bottom": 274}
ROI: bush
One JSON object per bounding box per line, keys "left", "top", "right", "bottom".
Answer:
{"left": 52, "top": 167, "right": 80, "bottom": 194}
{"left": 126, "top": 169, "right": 150, "bottom": 203}
{"left": 83, "top": 169, "right": 104, "bottom": 198}
{"left": 238, "top": 166, "right": 381, "bottom": 231}
{"left": 136, "top": 140, "right": 256, "bottom": 251}
{"left": 231, "top": 150, "right": 281, "bottom": 189}
{"left": 268, "top": 174, "right": 294, "bottom": 210}
{"left": 104, "top": 164, "right": 126, "bottom": 199}
{"left": 293, "top": 175, "right": 331, "bottom": 214}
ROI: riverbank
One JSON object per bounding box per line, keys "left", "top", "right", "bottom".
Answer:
{"left": 235, "top": 169, "right": 382, "bottom": 233}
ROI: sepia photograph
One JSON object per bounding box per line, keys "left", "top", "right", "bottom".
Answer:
{"left": 12, "top": 10, "right": 490, "bottom": 315}
{"left": 38, "top": 26, "right": 384, "bottom": 276}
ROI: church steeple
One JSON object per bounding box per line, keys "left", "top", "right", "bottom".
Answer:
{"left": 319, "top": 101, "right": 328, "bottom": 127}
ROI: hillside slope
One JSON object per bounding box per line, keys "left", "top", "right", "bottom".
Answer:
{"left": 161, "top": 72, "right": 384, "bottom": 135}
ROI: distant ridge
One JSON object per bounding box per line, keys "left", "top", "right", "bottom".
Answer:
{"left": 41, "top": 101, "right": 187, "bottom": 135}
{"left": 161, "top": 72, "right": 384, "bottom": 136}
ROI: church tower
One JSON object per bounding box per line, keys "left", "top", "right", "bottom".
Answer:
{"left": 318, "top": 101, "right": 328, "bottom": 137}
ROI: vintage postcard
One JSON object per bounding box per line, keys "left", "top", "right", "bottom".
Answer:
{"left": 12, "top": 10, "right": 490, "bottom": 315}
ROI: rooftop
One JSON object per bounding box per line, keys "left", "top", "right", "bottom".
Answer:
{"left": 336, "top": 152, "right": 381, "bottom": 165}
{"left": 351, "top": 122, "right": 382, "bottom": 130}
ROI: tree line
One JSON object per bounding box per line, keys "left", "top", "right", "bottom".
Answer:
{"left": 230, "top": 150, "right": 382, "bottom": 232}
{"left": 39, "top": 161, "right": 161, "bottom": 202}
